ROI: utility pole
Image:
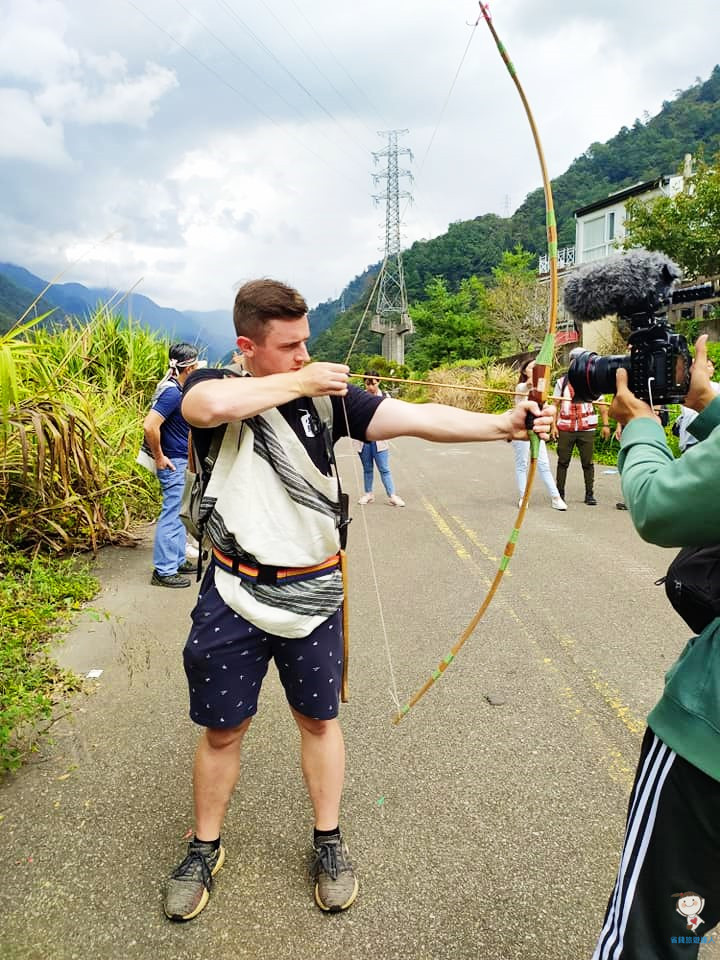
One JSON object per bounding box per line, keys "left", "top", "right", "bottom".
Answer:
{"left": 370, "top": 129, "right": 413, "bottom": 364}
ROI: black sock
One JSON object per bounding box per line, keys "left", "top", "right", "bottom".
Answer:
{"left": 314, "top": 826, "right": 340, "bottom": 843}
{"left": 194, "top": 835, "right": 220, "bottom": 850}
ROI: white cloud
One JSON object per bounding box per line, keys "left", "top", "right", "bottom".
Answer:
{"left": 34, "top": 60, "right": 178, "bottom": 127}
{"left": 0, "top": 0, "right": 177, "bottom": 139}
{"left": 0, "top": 0, "right": 77, "bottom": 85}
{"left": 0, "top": 0, "right": 718, "bottom": 313}
{"left": 0, "top": 88, "right": 70, "bottom": 165}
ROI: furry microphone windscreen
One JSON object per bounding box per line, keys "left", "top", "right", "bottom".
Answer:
{"left": 563, "top": 250, "right": 682, "bottom": 321}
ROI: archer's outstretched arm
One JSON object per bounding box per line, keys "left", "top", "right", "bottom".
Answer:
{"left": 365, "top": 396, "right": 554, "bottom": 444}
{"left": 182, "top": 362, "right": 349, "bottom": 428}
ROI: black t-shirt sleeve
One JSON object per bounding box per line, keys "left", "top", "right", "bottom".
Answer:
{"left": 184, "top": 368, "right": 228, "bottom": 393}
{"left": 182, "top": 368, "right": 229, "bottom": 464}
{"left": 331, "top": 385, "right": 384, "bottom": 443}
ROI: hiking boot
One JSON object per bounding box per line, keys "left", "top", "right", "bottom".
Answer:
{"left": 310, "top": 834, "right": 358, "bottom": 913}
{"left": 178, "top": 560, "right": 198, "bottom": 574}
{"left": 151, "top": 570, "right": 191, "bottom": 588}
{"left": 551, "top": 496, "right": 567, "bottom": 511}
{"left": 387, "top": 494, "right": 405, "bottom": 507}
{"left": 164, "top": 840, "right": 225, "bottom": 921}
{"left": 358, "top": 493, "right": 374, "bottom": 505}
{"left": 584, "top": 493, "right": 597, "bottom": 506}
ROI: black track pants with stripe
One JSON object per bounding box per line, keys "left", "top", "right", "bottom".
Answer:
{"left": 593, "top": 729, "right": 720, "bottom": 959}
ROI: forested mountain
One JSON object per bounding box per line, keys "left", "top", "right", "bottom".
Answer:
{"left": 310, "top": 64, "right": 720, "bottom": 358}
{"left": 0, "top": 273, "right": 57, "bottom": 335}
{"left": 0, "top": 263, "right": 233, "bottom": 360}
{"left": 308, "top": 265, "right": 379, "bottom": 339}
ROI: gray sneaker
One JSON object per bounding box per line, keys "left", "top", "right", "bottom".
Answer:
{"left": 164, "top": 840, "right": 225, "bottom": 921}
{"left": 151, "top": 570, "right": 191, "bottom": 588}
{"left": 310, "top": 835, "right": 358, "bottom": 912}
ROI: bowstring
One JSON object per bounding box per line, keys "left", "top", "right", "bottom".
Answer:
{"left": 338, "top": 268, "right": 403, "bottom": 713}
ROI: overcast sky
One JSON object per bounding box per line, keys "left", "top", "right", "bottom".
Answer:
{"left": 1, "top": 0, "right": 718, "bottom": 315}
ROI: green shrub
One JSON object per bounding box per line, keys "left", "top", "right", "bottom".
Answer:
{"left": 0, "top": 551, "right": 97, "bottom": 772}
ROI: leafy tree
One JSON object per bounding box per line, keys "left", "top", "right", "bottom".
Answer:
{"left": 406, "top": 276, "right": 500, "bottom": 371}
{"left": 309, "top": 296, "right": 381, "bottom": 362}
{"left": 485, "top": 246, "right": 549, "bottom": 352}
{"left": 349, "top": 354, "right": 409, "bottom": 384}
{"left": 622, "top": 152, "right": 720, "bottom": 277}
{"left": 403, "top": 215, "right": 518, "bottom": 300}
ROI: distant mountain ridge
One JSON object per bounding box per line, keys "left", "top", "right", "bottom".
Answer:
{"left": 0, "top": 263, "right": 233, "bottom": 361}
{"left": 0, "top": 272, "right": 57, "bottom": 335}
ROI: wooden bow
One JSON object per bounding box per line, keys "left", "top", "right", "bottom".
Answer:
{"left": 392, "top": 3, "right": 559, "bottom": 723}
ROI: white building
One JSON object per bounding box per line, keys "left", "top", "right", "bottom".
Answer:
{"left": 539, "top": 160, "right": 720, "bottom": 354}
{"left": 574, "top": 174, "right": 684, "bottom": 266}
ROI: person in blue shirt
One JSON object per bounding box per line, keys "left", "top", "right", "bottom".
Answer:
{"left": 143, "top": 343, "right": 200, "bottom": 587}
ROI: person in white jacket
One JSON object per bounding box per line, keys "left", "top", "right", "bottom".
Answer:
{"left": 512, "top": 357, "right": 567, "bottom": 510}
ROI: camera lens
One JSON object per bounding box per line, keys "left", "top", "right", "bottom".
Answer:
{"left": 568, "top": 351, "right": 631, "bottom": 402}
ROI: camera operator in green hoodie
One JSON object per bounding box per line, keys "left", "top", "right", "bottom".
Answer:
{"left": 593, "top": 334, "right": 720, "bottom": 960}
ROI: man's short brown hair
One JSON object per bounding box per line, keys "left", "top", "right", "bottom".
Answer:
{"left": 233, "top": 279, "right": 308, "bottom": 340}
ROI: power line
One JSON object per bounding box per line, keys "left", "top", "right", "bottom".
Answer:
{"left": 122, "top": 0, "right": 367, "bottom": 191}
{"left": 400, "top": 18, "right": 479, "bottom": 224}
{"left": 213, "top": 0, "right": 371, "bottom": 160}
{"left": 284, "top": 0, "right": 390, "bottom": 130}
{"left": 254, "top": 0, "right": 382, "bottom": 141}
{"left": 414, "top": 20, "right": 479, "bottom": 180}
{"left": 171, "top": 0, "right": 316, "bottom": 124}
{"left": 169, "top": 0, "right": 369, "bottom": 172}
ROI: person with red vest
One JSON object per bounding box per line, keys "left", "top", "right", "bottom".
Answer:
{"left": 551, "top": 347, "right": 610, "bottom": 505}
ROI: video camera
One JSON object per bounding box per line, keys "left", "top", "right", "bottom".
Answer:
{"left": 562, "top": 251, "right": 711, "bottom": 404}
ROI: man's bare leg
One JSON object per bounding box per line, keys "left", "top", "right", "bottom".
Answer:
{"left": 164, "top": 718, "right": 252, "bottom": 921}
{"left": 290, "top": 710, "right": 344, "bottom": 829}
{"left": 193, "top": 718, "right": 252, "bottom": 840}
{"left": 291, "top": 709, "right": 357, "bottom": 911}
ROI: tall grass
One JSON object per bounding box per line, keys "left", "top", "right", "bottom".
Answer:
{"left": 0, "top": 309, "right": 168, "bottom": 551}
{"left": 0, "top": 308, "right": 173, "bottom": 771}
{"left": 425, "top": 361, "right": 518, "bottom": 413}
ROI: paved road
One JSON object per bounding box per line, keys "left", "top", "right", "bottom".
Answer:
{"left": 2, "top": 436, "right": 718, "bottom": 960}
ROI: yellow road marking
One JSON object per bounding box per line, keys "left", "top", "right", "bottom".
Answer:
{"left": 590, "top": 671, "right": 646, "bottom": 737}
{"left": 450, "top": 514, "right": 508, "bottom": 575}
{"left": 421, "top": 496, "right": 472, "bottom": 563}
{"left": 418, "top": 494, "right": 635, "bottom": 787}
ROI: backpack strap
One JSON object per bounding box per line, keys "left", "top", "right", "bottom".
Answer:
{"left": 311, "top": 396, "right": 350, "bottom": 550}
{"left": 188, "top": 365, "right": 246, "bottom": 580}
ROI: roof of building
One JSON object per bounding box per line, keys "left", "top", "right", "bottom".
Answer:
{"left": 574, "top": 176, "right": 671, "bottom": 218}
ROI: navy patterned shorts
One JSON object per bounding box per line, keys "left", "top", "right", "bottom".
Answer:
{"left": 183, "top": 565, "right": 344, "bottom": 729}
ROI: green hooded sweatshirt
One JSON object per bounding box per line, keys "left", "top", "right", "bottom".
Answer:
{"left": 618, "top": 394, "right": 720, "bottom": 781}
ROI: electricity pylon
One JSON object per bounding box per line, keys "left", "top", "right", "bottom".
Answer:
{"left": 370, "top": 129, "right": 413, "bottom": 364}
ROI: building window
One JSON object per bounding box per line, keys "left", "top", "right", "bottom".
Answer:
{"left": 581, "top": 211, "right": 618, "bottom": 263}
